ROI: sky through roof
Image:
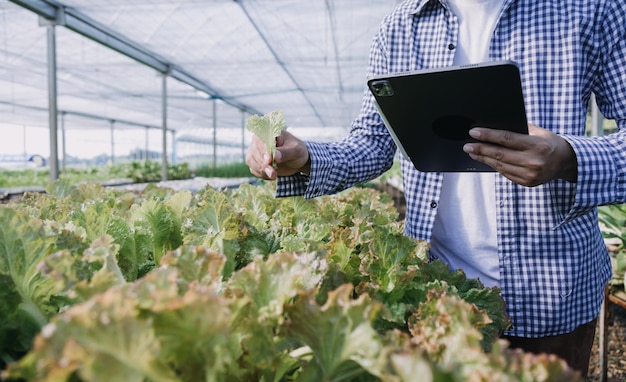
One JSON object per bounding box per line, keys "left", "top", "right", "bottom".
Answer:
{"left": 0, "top": 0, "right": 401, "bottom": 162}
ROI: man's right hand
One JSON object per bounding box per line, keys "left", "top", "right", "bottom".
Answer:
{"left": 246, "top": 130, "right": 310, "bottom": 180}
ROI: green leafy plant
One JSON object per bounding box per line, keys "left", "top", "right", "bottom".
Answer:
{"left": 0, "top": 181, "right": 581, "bottom": 381}
{"left": 193, "top": 162, "right": 252, "bottom": 178}
{"left": 598, "top": 204, "right": 626, "bottom": 291}
{"left": 0, "top": 161, "right": 192, "bottom": 190}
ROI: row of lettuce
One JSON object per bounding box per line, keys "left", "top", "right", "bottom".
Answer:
{"left": 0, "top": 161, "right": 258, "bottom": 190}
{"left": 0, "top": 180, "right": 582, "bottom": 381}
{"left": 0, "top": 161, "right": 192, "bottom": 190}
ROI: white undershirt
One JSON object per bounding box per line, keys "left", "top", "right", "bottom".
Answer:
{"left": 429, "top": 0, "right": 505, "bottom": 288}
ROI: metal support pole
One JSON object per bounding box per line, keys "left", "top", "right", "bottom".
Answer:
{"left": 241, "top": 109, "right": 246, "bottom": 163}
{"left": 22, "top": 125, "right": 27, "bottom": 168}
{"left": 213, "top": 99, "right": 217, "bottom": 168}
{"left": 171, "top": 131, "right": 177, "bottom": 165}
{"left": 61, "top": 112, "right": 66, "bottom": 170}
{"left": 161, "top": 72, "right": 168, "bottom": 180}
{"left": 44, "top": 20, "right": 60, "bottom": 181}
{"left": 145, "top": 127, "right": 149, "bottom": 161}
{"left": 598, "top": 287, "right": 610, "bottom": 382}
{"left": 110, "top": 120, "right": 115, "bottom": 165}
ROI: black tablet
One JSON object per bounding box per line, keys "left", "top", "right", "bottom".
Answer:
{"left": 367, "top": 60, "right": 528, "bottom": 172}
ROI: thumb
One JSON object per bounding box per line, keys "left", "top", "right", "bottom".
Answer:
{"left": 274, "top": 149, "right": 283, "bottom": 162}
{"left": 276, "top": 133, "right": 285, "bottom": 147}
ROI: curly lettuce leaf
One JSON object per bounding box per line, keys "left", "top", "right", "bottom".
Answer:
{"left": 246, "top": 110, "right": 286, "bottom": 157}
{"left": 0, "top": 274, "right": 31, "bottom": 367}
{"left": 488, "top": 341, "right": 583, "bottom": 381}
{"left": 408, "top": 285, "right": 490, "bottom": 364}
{"left": 0, "top": 208, "right": 60, "bottom": 327}
{"left": 418, "top": 260, "right": 510, "bottom": 348}
{"left": 144, "top": 271, "right": 239, "bottom": 382}
{"left": 130, "top": 197, "right": 184, "bottom": 266}
{"left": 6, "top": 278, "right": 180, "bottom": 382}
{"left": 41, "top": 237, "right": 125, "bottom": 305}
{"left": 387, "top": 352, "right": 457, "bottom": 382}
{"left": 282, "top": 284, "right": 387, "bottom": 381}
{"left": 225, "top": 253, "right": 308, "bottom": 373}
{"left": 183, "top": 187, "right": 241, "bottom": 276}
{"left": 159, "top": 245, "right": 227, "bottom": 286}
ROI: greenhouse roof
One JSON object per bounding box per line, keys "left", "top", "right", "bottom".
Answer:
{"left": 0, "top": 0, "right": 401, "bottom": 154}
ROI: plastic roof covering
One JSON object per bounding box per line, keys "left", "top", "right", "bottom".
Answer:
{"left": 0, "top": 0, "right": 401, "bottom": 161}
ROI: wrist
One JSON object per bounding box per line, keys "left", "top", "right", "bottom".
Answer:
{"left": 557, "top": 139, "right": 578, "bottom": 183}
{"left": 299, "top": 156, "right": 311, "bottom": 175}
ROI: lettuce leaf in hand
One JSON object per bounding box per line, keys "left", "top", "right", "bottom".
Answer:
{"left": 246, "top": 110, "right": 286, "bottom": 158}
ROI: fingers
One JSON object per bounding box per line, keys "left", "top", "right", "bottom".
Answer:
{"left": 467, "top": 127, "right": 531, "bottom": 150}
{"left": 245, "top": 130, "right": 311, "bottom": 179}
{"left": 463, "top": 142, "right": 549, "bottom": 186}
{"left": 462, "top": 125, "right": 574, "bottom": 187}
{"left": 245, "top": 135, "right": 276, "bottom": 180}
{"left": 465, "top": 149, "right": 544, "bottom": 186}
{"left": 462, "top": 126, "right": 544, "bottom": 186}
{"left": 272, "top": 131, "right": 311, "bottom": 175}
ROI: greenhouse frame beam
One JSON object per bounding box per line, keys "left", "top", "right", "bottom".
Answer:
{"left": 0, "top": 101, "right": 175, "bottom": 133}
{"left": 9, "top": 0, "right": 263, "bottom": 116}
{"left": 324, "top": 0, "right": 344, "bottom": 102}
{"left": 44, "top": 18, "right": 60, "bottom": 182}
{"left": 213, "top": 99, "right": 217, "bottom": 168}
{"left": 161, "top": 73, "right": 168, "bottom": 181}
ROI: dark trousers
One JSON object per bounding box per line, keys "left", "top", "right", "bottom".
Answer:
{"left": 502, "top": 319, "right": 597, "bottom": 378}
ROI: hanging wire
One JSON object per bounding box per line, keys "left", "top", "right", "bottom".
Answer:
{"left": 324, "top": 0, "right": 344, "bottom": 102}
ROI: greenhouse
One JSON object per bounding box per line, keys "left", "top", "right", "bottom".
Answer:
{"left": 0, "top": 0, "right": 401, "bottom": 179}
{"left": 1, "top": 1, "right": 625, "bottom": 381}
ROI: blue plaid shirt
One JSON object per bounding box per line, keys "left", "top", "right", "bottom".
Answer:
{"left": 277, "top": 0, "right": 626, "bottom": 337}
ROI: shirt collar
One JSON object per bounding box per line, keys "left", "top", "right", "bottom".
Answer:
{"left": 407, "top": 0, "right": 441, "bottom": 15}
{"left": 407, "top": 0, "right": 515, "bottom": 15}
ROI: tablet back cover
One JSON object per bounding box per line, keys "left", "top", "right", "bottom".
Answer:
{"left": 368, "top": 61, "right": 528, "bottom": 172}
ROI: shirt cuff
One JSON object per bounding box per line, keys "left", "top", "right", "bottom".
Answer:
{"left": 276, "top": 173, "right": 310, "bottom": 197}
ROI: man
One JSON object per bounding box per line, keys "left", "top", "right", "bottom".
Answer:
{"left": 246, "top": 0, "right": 626, "bottom": 376}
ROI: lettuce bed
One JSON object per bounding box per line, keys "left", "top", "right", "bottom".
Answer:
{"left": 0, "top": 181, "right": 580, "bottom": 381}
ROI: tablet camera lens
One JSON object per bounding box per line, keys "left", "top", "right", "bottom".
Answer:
{"left": 371, "top": 80, "right": 394, "bottom": 97}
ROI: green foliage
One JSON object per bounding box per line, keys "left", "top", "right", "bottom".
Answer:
{"left": 0, "top": 209, "right": 62, "bottom": 326}
{"left": 0, "top": 180, "right": 582, "bottom": 381}
{"left": 0, "top": 161, "right": 192, "bottom": 190}
{"left": 598, "top": 204, "right": 626, "bottom": 291}
{"left": 193, "top": 162, "right": 253, "bottom": 178}
{"left": 112, "top": 161, "right": 191, "bottom": 183}
{"left": 130, "top": 190, "right": 190, "bottom": 266}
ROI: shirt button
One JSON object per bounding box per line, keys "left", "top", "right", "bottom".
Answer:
{"left": 430, "top": 201, "right": 438, "bottom": 208}
{"left": 448, "top": 43, "right": 456, "bottom": 50}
